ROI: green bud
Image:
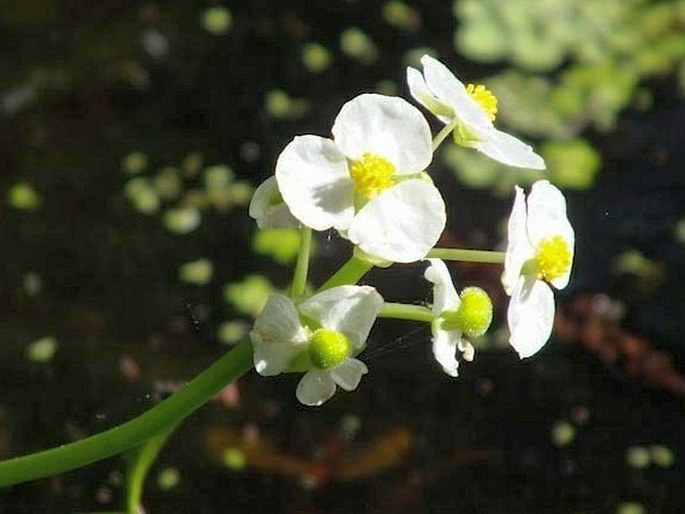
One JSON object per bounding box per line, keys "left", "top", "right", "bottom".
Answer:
{"left": 308, "top": 329, "right": 351, "bottom": 369}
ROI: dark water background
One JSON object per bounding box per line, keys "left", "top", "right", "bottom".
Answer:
{"left": 0, "top": 1, "right": 684, "bottom": 512}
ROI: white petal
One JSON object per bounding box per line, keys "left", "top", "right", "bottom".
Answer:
{"left": 330, "top": 358, "right": 368, "bottom": 391}
{"left": 298, "top": 285, "right": 383, "bottom": 349}
{"left": 420, "top": 54, "right": 492, "bottom": 129}
{"left": 526, "top": 180, "right": 575, "bottom": 290}
{"left": 332, "top": 93, "right": 432, "bottom": 174}
{"left": 406, "top": 66, "right": 453, "bottom": 125}
{"left": 502, "top": 186, "right": 535, "bottom": 296}
{"left": 275, "top": 135, "right": 355, "bottom": 231}
{"left": 296, "top": 370, "right": 337, "bottom": 406}
{"left": 507, "top": 276, "right": 555, "bottom": 359}
{"left": 248, "top": 176, "right": 299, "bottom": 229}
{"left": 432, "top": 327, "right": 462, "bottom": 377}
{"left": 424, "top": 258, "right": 460, "bottom": 314}
{"left": 473, "top": 128, "right": 546, "bottom": 170}
{"left": 347, "top": 179, "right": 446, "bottom": 263}
{"left": 251, "top": 294, "right": 309, "bottom": 376}
{"left": 459, "top": 340, "right": 475, "bottom": 362}
{"left": 526, "top": 181, "right": 574, "bottom": 244}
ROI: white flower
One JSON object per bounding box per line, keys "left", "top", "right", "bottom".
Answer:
{"left": 275, "top": 93, "right": 446, "bottom": 263}
{"left": 501, "top": 180, "right": 574, "bottom": 358}
{"left": 248, "top": 176, "right": 299, "bottom": 229}
{"left": 424, "top": 259, "right": 475, "bottom": 377}
{"left": 407, "top": 54, "right": 545, "bottom": 170}
{"left": 250, "top": 285, "right": 383, "bottom": 406}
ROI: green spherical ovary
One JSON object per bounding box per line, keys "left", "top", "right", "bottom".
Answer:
{"left": 455, "top": 287, "right": 493, "bottom": 337}
{"left": 308, "top": 329, "right": 352, "bottom": 370}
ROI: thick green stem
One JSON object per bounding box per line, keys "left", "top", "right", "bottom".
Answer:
{"left": 379, "top": 302, "right": 433, "bottom": 323}
{"left": 317, "top": 256, "right": 374, "bottom": 291}
{"left": 126, "top": 425, "right": 176, "bottom": 513}
{"left": 427, "top": 248, "right": 505, "bottom": 264}
{"left": 431, "top": 118, "right": 459, "bottom": 152}
{"left": 0, "top": 340, "right": 254, "bottom": 488}
{"left": 291, "top": 226, "right": 312, "bottom": 297}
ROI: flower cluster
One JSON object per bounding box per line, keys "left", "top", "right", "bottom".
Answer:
{"left": 248, "top": 55, "right": 574, "bottom": 405}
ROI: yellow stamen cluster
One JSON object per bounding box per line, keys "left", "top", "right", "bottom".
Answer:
{"left": 466, "top": 84, "right": 498, "bottom": 122}
{"left": 308, "top": 328, "right": 351, "bottom": 370}
{"left": 535, "top": 236, "right": 573, "bottom": 282}
{"left": 349, "top": 152, "right": 396, "bottom": 199}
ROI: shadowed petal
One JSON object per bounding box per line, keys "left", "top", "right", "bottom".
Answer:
{"left": 507, "top": 276, "right": 555, "bottom": 359}
{"left": 296, "top": 370, "right": 337, "bottom": 406}
{"left": 330, "top": 358, "right": 368, "bottom": 391}
{"left": 275, "top": 135, "right": 355, "bottom": 231}
{"left": 299, "top": 285, "right": 383, "bottom": 349}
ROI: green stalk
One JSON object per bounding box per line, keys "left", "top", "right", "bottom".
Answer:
{"left": 126, "top": 426, "right": 176, "bottom": 513}
{"left": 379, "top": 302, "right": 433, "bottom": 323}
{"left": 291, "top": 226, "right": 312, "bottom": 298}
{"left": 317, "top": 256, "right": 374, "bottom": 291}
{"left": 427, "top": 248, "right": 505, "bottom": 264}
{"left": 0, "top": 340, "right": 254, "bottom": 488}
{"left": 431, "top": 118, "right": 459, "bottom": 152}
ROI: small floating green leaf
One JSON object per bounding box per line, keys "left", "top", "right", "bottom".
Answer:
{"left": 650, "top": 444, "right": 675, "bottom": 468}
{"left": 617, "top": 502, "right": 645, "bottom": 514}
{"left": 223, "top": 275, "right": 276, "bottom": 317}
{"left": 125, "top": 178, "right": 159, "bottom": 215}
{"left": 542, "top": 139, "right": 601, "bottom": 190}
{"left": 442, "top": 145, "right": 501, "bottom": 189}
{"left": 27, "top": 336, "right": 58, "bottom": 363}
{"left": 217, "top": 321, "right": 250, "bottom": 345}
{"left": 153, "top": 167, "right": 182, "bottom": 201}
{"left": 302, "top": 42, "right": 332, "bottom": 73}
{"left": 163, "top": 208, "right": 201, "bottom": 234}
{"left": 178, "top": 259, "right": 214, "bottom": 285}
{"left": 157, "top": 467, "right": 180, "bottom": 490}
{"left": 222, "top": 448, "right": 246, "bottom": 471}
{"left": 7, "top": 182, "right": 42, "bottom": 211}
{"left": 382, "top": 1, "right": 420, "bottom": 31}
{"left": 204, "top": 165, "right": 235, "bottom": 189}
{"left": 625, "top": 446, "right": 650, "bottom": 469}
{"left": 253, "top": 228, "right": 302, "bottom": 264}
{"left": 121, "top": 152, "right": 148, "bottom": 175}
{"left": 340, "top": 27, "right": 378, "bottom": 65}
{"left": 201, "top": 6, "right": 233, "bottom": 35}
{"left": 551, "top": 420, "right": 576, "bottom": 447}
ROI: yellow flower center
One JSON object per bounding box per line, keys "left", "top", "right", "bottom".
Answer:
{"left": 466, "top": 84, "right": 498, "bottom": 122}
{"left": 349, "top": 152, "right": 396, "bottom": 199}
{"left": 535, "top": 236, "right": 573, "bottom": 282}
{"left": 308, "top": 328, "right": 351, "bottom": 370}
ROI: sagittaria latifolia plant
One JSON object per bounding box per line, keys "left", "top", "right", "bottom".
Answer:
{"left": 0, "top": 55, "right": 575, "bottom": 508}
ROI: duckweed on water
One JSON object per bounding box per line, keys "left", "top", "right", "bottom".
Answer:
{"left": 7, "top": 182, "right": 42, "bottom": 211}
{"left": 178, "top": 259, "right": 214, "bottom": 286}
{"left": 451, "top": 0, "right": 685, "bottom": 190}
{"left": 26, "top": 337, "right": 58, "bottom": 363}
{"left": 200, "top": 6, "right": 233, "bottom": 36}
{"left": 223, "top": 274, "right": 277, "bottom": 318}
